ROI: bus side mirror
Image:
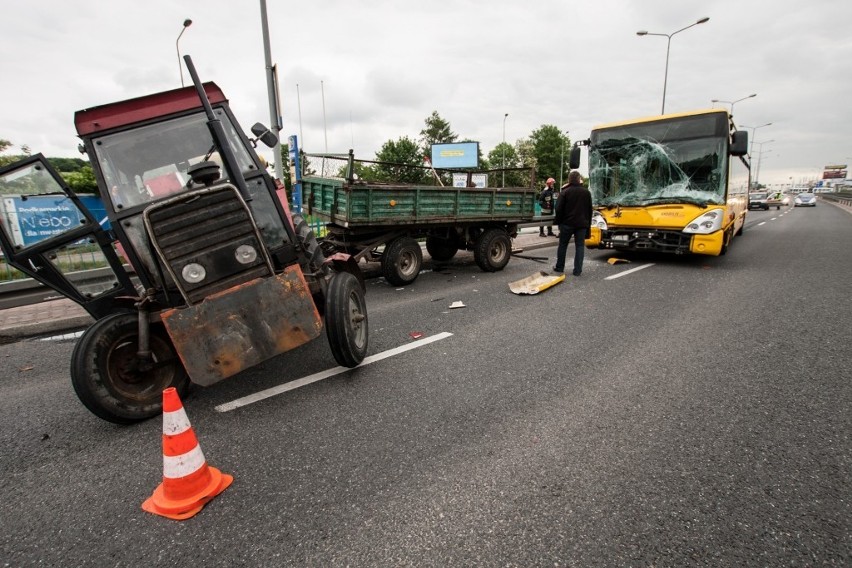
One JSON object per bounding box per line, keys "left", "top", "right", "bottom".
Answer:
{"left": 569, "top": 146, "right": 582, "bottom": 169}
{"left": 251, "top": 123, "right": 279, "bottom": 148}
{"left": 731, "top": 130, "right": 748, "bottom": 156}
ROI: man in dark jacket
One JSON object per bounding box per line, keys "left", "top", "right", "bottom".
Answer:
{"left": 552, "top": 170, "right": 593, "bottom": 276}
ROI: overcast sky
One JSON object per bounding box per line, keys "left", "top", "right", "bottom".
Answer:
{"left": 3, "top": 0, "right": 851, "bottom": 186}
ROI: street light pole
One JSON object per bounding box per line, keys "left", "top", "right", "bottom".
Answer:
{"left": 710, "top": 93, "right": 756, "bottom": 117}
{"left": 753, "top": 139, "right": 775, "bottom": 187}
{"left": 740, "top": 122, "right": 773, "bottom": 158}
{"left": 637, "top": 17, "right": 709, "bottom": 114}
{"left": 502, "top": 113, "right": 508, "bottom": 188}
{"left": 176, "top": 19, "right": 192, "bottom": 87}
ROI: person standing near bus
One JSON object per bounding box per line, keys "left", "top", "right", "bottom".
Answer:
{"left": 539, "top": 177, "right": 557, "bottom": 237}
{"left": 552, "top": 170, "right": 592, "bottom": 276}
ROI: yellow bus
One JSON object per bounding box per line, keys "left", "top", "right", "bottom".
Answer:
{"left": 569, "top": 108, "right": 750, "bottom": 256}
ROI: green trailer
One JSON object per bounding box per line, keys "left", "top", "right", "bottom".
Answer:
{"left": 301, "top": 157, "right": 537, "bottom": 285}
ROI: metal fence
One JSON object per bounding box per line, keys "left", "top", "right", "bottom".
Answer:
{"left": 1, "top": 244, "right": 108, "bottom": 282}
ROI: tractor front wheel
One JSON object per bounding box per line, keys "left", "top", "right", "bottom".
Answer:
{"left": 325, "top": 271, "right": 368, "bottom": 368}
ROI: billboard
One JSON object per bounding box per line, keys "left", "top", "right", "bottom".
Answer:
{"left": 822, "top": 168, "right": 847, "bottom": 179}
{"left": 430, "top": 142, "right": 479, "bottom": 169}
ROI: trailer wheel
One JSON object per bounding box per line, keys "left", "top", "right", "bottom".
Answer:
{"left": 381, "top": 236, "right": 422, "bottom": 286}
{"left": 473, "top": 228, "right": 511, "bottom": 272}
{"left": 425, "top": 234, "right": 459, "bottom": 262}
{"left": 325, "top": 271, "right": 368, "bottom": 368}
{"left": 70, "top": 313, "right": 189, "bottom": 424}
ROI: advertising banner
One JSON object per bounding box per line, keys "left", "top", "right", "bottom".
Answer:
{"left": 1, "top": 195, "right": 105, "bottom": 248}
{"left": 431, "top": 142, "right": 479, "bottom": 169}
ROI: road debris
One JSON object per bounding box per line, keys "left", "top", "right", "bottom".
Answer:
{"left": 508, "top": 271, "right": 566, "bottom": 295}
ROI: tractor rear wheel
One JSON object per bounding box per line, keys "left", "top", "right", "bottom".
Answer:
{"left": 70, "top": 312, "right": 189, "bottom": 424}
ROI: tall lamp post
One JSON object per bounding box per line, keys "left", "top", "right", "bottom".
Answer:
{"left": 637, "top": 16, "right": 709, "bottom": 115}
{"left": 502, "top": 113, "right": 509, "bottom": 188}
{"left": 176, "top": 19, "right": 193, "bottom": 87}
{"left": 711, "top": 93, "right": 756, "bottom": 116}
{"left": 739, "top": 122, "right": 772, "bottom": 158}
{"left": 559, "top": 130, "right": 570, "bottom": 188}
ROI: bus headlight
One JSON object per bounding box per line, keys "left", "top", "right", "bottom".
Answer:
{"left": 234, "top": 244, "right": 258, "bottom": 265}
{"left": 592, "top": 211, "right": 608, "bottom": 231}
{"left": 181, "top": 262, "right": 207, "bottom": 284}
{"left": 683, "top": 208, "right": 724, "bottom": 234}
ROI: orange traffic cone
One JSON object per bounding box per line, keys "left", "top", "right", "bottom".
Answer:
{"left": 142, "top": 387, "right": 233, "bottom": 520}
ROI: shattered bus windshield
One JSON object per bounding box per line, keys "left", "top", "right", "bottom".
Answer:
{"left": 92, "top": 109, "right": 255, "bottom": 211}
{"left": 589, "top": 113, "right": 729, "bottom": 207}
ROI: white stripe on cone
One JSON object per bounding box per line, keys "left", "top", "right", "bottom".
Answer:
{"left": 162, "top": 444, "right": 207, "bottom": 479}
{"left": 163, "top": 408, "right": 192, "bottom": 436}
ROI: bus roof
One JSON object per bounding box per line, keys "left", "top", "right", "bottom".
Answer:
{"left": 74, "top": 82, "right": 227, "bottom": 137}
{"left": 591, "top": 108, "right": 729, "bottom": 132}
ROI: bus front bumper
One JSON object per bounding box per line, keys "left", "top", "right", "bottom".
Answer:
{"left": 589, "top": 228, "right": 724, "bottom": 256}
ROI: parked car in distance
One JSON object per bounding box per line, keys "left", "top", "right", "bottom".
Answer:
{"left": 794, "top": 193, "right": 817, "bottom": 207}
{"left": 748, "top": 192, "right": 770, "bottom": 210}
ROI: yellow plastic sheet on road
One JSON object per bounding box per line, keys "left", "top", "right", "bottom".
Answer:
{"left": 508, "top": 271, "right": 566, "bottom": 295}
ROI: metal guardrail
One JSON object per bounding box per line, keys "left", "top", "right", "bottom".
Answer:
{"left": 819, "top": 193, "right": 852, "bottom": 207}
{"left": 0, "top": 267, "right": 130, "bottom": 309}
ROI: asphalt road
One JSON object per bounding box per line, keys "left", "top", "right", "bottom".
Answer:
{"left": 1, "top": 204, "right": 849, "bottom": 567}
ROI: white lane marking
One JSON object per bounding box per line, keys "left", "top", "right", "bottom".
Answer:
{"left": 39, "top": 330, "right": 85, "bottom": 341}
{"left": 758, "top": 221, "right": 766, "bottom": 226}
{"left": 215, "top": 332, "right": 454, "bottom": 412}
{"left": 770, "top": 217, "right": 777, "bottom": 221}
{"left": 605, "top": 263, "right": 655, "bottom": 280}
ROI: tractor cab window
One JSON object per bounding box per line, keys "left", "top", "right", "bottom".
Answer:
{"left": 93, "top": 109, "right": 256, "bottom": 212}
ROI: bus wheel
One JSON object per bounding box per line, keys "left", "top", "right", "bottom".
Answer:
{"left": 325, "top": 271, "right": 368, "bottom": 368}
{"left": 474, "top": 228, "right": 511, "bottom": 272}
{"left": 70, "top": 313, "right": 189, "bottom": 424}
{"left": 381, "top": 236, "right": 422, "bottom": 286}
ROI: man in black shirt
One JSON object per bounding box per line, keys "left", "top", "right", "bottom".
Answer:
{"left": 552, "top": 170, "right": 593, "bottom": 276}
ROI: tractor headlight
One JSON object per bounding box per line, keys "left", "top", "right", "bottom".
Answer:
{"left": 234, "top": 244, "right": 258, "bottom": 265}
{"left": 683, "top": 208, "right": 724, "bottom": 234}
{"left": 592, "top": 211, "right": 608, "bottom": 231}
{"left": 181, "top": 262, "right": 207, "bottom": 284}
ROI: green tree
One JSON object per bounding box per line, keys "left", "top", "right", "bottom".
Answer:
{"left": 529, "top": 125, "right": 570, "bottom": 185}
{"left": 49, "top": 157, "right": 90, "bottom": 172}
{"left": 488, "top": 142, "right": 525, "bottom": 187}
{"left": 374, "top": 136, "right": 427, "bottom": 184}
{"left": 61, "top": 165, "right": 98, "bottom": 194}
{"left": 0, "top": 139, "right": 17, "bottom": 168}
{"left": 419, "top": 111, "right": 457, "bottom": 152}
